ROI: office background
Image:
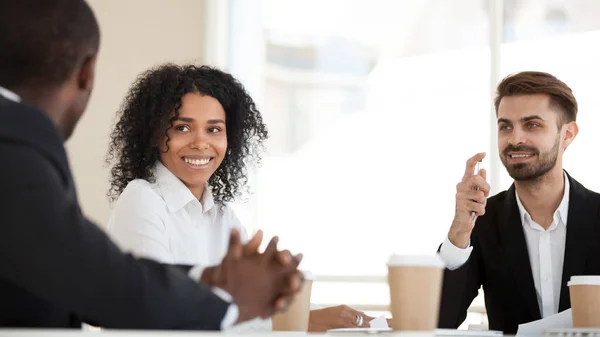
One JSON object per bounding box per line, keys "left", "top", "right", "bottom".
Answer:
{"left": 69, "top": 0, "right": 600, "bottom": 327}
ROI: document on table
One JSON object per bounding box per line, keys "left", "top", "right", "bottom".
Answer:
{"left": 516, "top": 309, "right": 573, "bottom": 336}
{"left": 435, "top": 329, "right": 503, "bottom": 336}
{"left": 369, "top": 316, "right": 389, "bottom": 329}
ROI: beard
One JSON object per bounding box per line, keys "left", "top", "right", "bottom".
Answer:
{"left": 501, "top": 135, "right": 561, "bottom": 182}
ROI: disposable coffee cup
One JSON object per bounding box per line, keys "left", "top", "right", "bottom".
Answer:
{"left": 568, "top": 275, "right": 600, "bottom": 327}
{"left": 272, "top": 271, "right": 315, "bottom": 331}
{"left": 387, "top": 255, "right": 445, "bottom": 332}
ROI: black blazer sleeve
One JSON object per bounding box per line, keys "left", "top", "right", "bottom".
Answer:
{"left": 175, "top": 265, "right": 194, "bottom": 274}
{"left": 0, "top": 143, "right": 229, "bottom": 330}
{"left": 437, "top": 233, "right": 482, "bottom": 329}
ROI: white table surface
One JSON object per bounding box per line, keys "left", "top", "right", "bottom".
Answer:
{"left": 0, "top": 330, "right": 517, "bottom": 337}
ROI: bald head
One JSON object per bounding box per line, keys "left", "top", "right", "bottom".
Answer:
{"left": 0, "top": 0, "right": 101, "bottom": 139}
{"left": 0, "top": 0, "right": 100, "bottom": 90}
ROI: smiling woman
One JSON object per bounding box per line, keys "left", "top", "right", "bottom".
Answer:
{"left": 106, "top": 64, "right": 267, "bottom": 206}
{"left": 104, "top": 63, "right": 371, "bottom": 332}
{"left": 158, "top": 93, "right": 228, "bottom": 200}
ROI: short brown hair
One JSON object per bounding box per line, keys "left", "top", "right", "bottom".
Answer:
{"left": 494, "top": 71, "right": 578, "bottom": 124}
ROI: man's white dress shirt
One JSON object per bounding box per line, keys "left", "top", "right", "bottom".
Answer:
{"left": 439, "top": 173, "right": 570, "bottom": 318}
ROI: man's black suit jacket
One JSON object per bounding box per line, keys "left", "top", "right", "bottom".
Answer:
{"left": 438, "top": 173, "right": 600, "bottom": 334}
{"left": 0, "top": 97, "right": 229, "bottom": 329}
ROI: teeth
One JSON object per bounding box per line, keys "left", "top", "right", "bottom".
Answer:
{"left": 510, "top": 154, "right": 531, "bottom": 158}
{"left": 184, "top": 157, "right": 210, "bottom": 166}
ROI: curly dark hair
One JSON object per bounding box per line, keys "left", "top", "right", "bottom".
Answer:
{"left": 106, "top": 64, "right": 268, "bottom": 205}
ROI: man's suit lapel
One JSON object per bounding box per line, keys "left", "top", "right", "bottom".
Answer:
{"left": 558, "top": 173, "right": 595, "bottom": 311}
{"left": 498, "top": 184, "right": 541, "bottom": 320}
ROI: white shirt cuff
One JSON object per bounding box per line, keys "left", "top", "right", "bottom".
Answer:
{"left": 187, "top": 267, "right": 239, "bottom": 330}
{"left": 439, "top": 235, "right": 473, "bottom": 270}
{"left": 188, "top": 265, "right": 206, "bottom": 283}
{"left": 212, "top": 287, "right": 239, "bottom": 330}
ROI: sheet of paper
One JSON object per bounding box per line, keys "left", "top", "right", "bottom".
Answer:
{"left": 327, "top": 327, "right": 392, "bottom": 333}
{"left": 516, "top": 309, "right": 573, "bottom": 336}
{"left": 369, "top": 315, "right": 389, "bottom": 329}
{"left": 435, "top": 329, "right": 503, "bottom": 336}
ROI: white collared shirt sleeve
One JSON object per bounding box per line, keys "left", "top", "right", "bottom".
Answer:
{"left": 439, "top": 235, "right": 473, "bottom": 270}
{"left": 107, "top": 181, "right": 238, "bottom": 329}
{"left": 189, "top": 208, "right": 246, "bottom": 287}
{"left": 107, "top": 181, "right": 218, "bottom": 280}
{"left": 107, "top": 181, "right": 177, "bottom": 264}
{"left": 224, "top": 206, "right": 249, "bottom": 243}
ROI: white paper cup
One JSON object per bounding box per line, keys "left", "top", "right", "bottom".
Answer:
{"left": 568, "top": 275, "right": 600, "bottom": 327}
{"left": 272, "top": 271, "right": 315, "bottom": 331}
{"left": 388, "top": 255, "right": 444, "bottom": 331}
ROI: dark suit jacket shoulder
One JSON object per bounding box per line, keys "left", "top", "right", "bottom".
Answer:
{"left": 0, "top": 97, "right": 229, "bottom": 329}
{"left": 438, "top": 173, "right": 600, "bottom": 334}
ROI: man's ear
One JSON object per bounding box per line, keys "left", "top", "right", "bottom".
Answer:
{"left": 563, "top": 121, "right": 579, "bottom": 151}
{"left": 77, "top": 55, "right": 96, "bottom": 91}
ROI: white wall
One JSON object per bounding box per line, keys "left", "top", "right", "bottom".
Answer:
{"left": 66, "top": 0, "right": 207, "bottom": 227}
